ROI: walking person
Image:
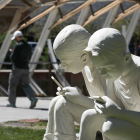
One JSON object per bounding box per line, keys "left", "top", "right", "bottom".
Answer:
{"left": 7, "top": 30, "right": 38, "bottom": 108}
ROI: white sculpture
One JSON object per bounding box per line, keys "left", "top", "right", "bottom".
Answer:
{"left": 43, "top": 25, "right": 121, "bottom": 140}
{"left": 80, "top": 28, "right": 140, "bottom": 140}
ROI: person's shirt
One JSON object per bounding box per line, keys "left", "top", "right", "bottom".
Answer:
{"left": 82, "top": 65, "right": 123, "bottom": 108}
{"left": 114, "top": 55, "right": 140, "bottom": 111}
{"left": 10, "top": 39, "right": 32, "bottom": 69}
{"left": 82, "top": 66, "right": 106, "bottom": 97}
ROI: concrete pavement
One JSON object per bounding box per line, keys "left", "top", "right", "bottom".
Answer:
{"left": 0, "top": 97, "right": 52, "bottom": 123}
{"left": 0, "top": 97, "right": 103, "bottom": 140}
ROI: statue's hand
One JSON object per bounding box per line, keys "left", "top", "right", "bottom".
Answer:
{"left": 94, "top": 96, "right": 121, "bottom": 119}
{"left": 57, "top": 86, "right": 84, "bottom": 104}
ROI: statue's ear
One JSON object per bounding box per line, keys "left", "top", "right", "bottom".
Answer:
{"left": 81, "top": 54, "right": 89, "bottom": 64}
{"left": 124, "top": 52, "right": 131, "bottom": 63}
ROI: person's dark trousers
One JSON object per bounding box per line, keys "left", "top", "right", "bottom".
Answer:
{"left": 8, "top": 67, "right": 35, "bottom": 105}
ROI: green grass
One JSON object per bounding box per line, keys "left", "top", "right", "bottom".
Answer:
{"left": 0, "top": 126, "right": 45, "bottom": 140}
{"left": 0, "top": 121, "right": 80, "bottom": 140}
{"left": 5, "top": 120, "right": 48, "bottom": 128}
{"left": 75, "top": 125, "right": 80, "bottom": 133}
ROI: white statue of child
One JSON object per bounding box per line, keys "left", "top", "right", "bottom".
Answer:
{"left": 43, "top": 25, "right": 121, "bottom": 140}
{"left": 80, "top": 28, "right": 140, "bottom": 140}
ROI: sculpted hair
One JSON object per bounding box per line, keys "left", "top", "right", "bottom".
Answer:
{"left": 86, "top": 28, "right": 127, "bottom": 60}
{"left": 53, "top": 24, "right": 90, "bottom": 58}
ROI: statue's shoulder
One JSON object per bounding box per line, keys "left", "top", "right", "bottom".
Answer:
{"left": 132, "top": 54, "right": 140, "bottom": 67}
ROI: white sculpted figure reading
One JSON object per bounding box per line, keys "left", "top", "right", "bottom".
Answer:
{"left": 43, "top": 25, "right": 121, "bottom": 140}
{"left": 80, "top": 28, "right": 140, "bottom": 140}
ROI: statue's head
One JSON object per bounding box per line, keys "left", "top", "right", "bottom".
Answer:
{"left": 53, "top": 24, "right": 90, "bottom": 74}
{"left": 84, "top": 28, "right": 131, "bottom": 81}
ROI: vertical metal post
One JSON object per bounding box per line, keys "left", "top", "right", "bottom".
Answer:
{"left": 0, "top": 9, "right": 22, "bottom": 69}
{"left": 125, "top": 9, "right": 140, "bottom": 50}
{"left": 122, "top": 25, "right": 126, "bottom": 37}
{"left": 0, "top": 9, "right": 21, "bottom": 96}
{"left": 76, "top": 7, "right": 90, "bottom": 25}
{"left": 47, "top": 39, "right": 70, "bottom": 87}
{"left": 103, "top": 6, "right": 119, "bottom": 28}
{"left": 28, "top": 9, "right": 58, "bottom": 96}
{"left": 0, "top": 32, "right": 13, "bottom": 69}
{"left": 29, "top": 9, "right": 58, "bottom": 77}
{"left": 48, "top": 64, "right": 54, "bottom": 96}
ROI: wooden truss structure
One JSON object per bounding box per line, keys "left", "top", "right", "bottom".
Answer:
{"left": 0, "top": 0, "right": 139, "bottom": 33}
{"left": 112, "top": 3, "right": 140, "bottom": 24}
{"left": 0, "top": 0, "right": 12, "bottom": 10}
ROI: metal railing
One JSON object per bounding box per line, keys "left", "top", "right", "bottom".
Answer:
{"left": 0, "top": 61, "right": 59, "bottom": 65}
{"left": 0, "top": 61, "right": 60, "bottom": 97}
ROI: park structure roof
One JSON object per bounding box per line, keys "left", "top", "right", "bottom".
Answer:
{"left": 0, "top": 0, "right": 139, "bottom": 33}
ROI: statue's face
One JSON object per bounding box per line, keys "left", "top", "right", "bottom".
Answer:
{"left": 56, "top": 52, "right": 85, "bottom": 74}
{"left": 88, "top": 52, "right": 125, "bottom": 81}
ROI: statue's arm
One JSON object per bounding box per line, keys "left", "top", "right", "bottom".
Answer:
{"left": 116, "top": 109, "right": 140, "bottom": 127}
{"left": 120, "top": 75, "right": 140, "bottom": 126}
{"left": 58, "top": 86, "right": 95, "bottom": 109}
{"left": 75, "top": 95, "right": 95, "bottom": 109}
{"left": 95, "top": 96, "right": 140, "bottom": 127}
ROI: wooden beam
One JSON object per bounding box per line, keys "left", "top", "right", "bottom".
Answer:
{"left": 16, "top": 5, "right": 57, "bottom": 31}
{"left": 124, "top": 0, "right": 136, "bottom": 3}
{"left": 90, "top": 4, "right": 94, "bottom": 16}
{"left": 7, "top": 0, "right": 46, "bottom": 32}
{"left": 21, "top": 0, "right": 33, "bottom": 7}
{"left": 33, "top": 0, "right": 57, "bottom": 4}
{"left": 120, "top": 3, "right": 124, "bottom": 13}
{"left": 20, "top": 0, "right": 39, "bottom": 13}
{"left": 57, "top": 0, "right": 74, "bottom": 5}
{"left": 58, "top": 7, "right": 63, "bottom": 18}
{"left": 20, "top": 5, "right": 43, "bottom": 23}
{"left": 44, "top": 0, "right": 57, "bottom": 4}
{"left": 49, "top": 0, "right": 96, "bottom": 29}
{"left": 130, "top": 0, "right": 140, "bottom": 3}
{"left": 112, "top": 3, "right": 140, "bottom": 24}
{"left": 40, "top": 0, "right": 45, "bottom": 4}
{"left": 15, "top": 0, "right": 72, "bottom": 31}
{"left": 0, "top": 0, "right": 11, "bottom": 10}
{"left": 7, "top": 1, "right": 41, "bottom": 32}
{"left": 9, "top": 10, "right": 22, "bottom": 31}
{"left": 82, "top": 0, "right": 123, "bottom": 27}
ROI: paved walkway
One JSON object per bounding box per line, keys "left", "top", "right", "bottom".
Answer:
{"left": 0, "top": 97, "right": 103, "bottom": 140}
{"left": 0, "top": 97, "right": 52, "bottom": 123}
